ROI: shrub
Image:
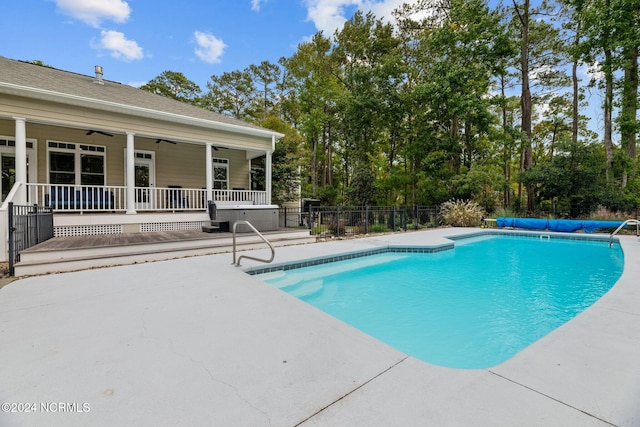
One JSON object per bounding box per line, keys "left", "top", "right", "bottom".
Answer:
{"left": 493, "top": 206, "right": 514, "bottom": 218}
{"left": 588, "top": 206, "right": 633, "bottom": 221}
{"left": 440, "top": 199, "right": 485, "bottom": 227}
{"left": 368, "top": 223, "right": 389, "bottom": 233}
{"left": 328, "top": 215, "right": 346, "bottom": 236}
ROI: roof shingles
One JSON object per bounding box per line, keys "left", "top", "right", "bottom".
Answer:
{"left": 0, "top": 56, "right": 269, "bottom": 133}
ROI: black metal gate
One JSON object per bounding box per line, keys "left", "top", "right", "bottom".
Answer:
{"left": 8, "top": 203, "right": 54, "bottom": 276}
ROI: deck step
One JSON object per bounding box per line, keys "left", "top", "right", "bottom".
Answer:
{"left": 14, "top": 230, "right": 315, "bottom": 277}
{"left": 202, "top": 220, "right": 230, "bottom": 233}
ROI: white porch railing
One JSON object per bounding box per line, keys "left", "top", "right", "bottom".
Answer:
{"left": 213, "top": 189, "right": 268, "bottom": 205}
{"left": 24, "top": 184, "right": 268, "bottom": 213}
{"left": 26, "top": 184, "right": 128, "bottom": 212}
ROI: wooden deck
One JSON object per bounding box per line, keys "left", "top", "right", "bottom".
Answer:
{"left": 23, "top": 228, "right": 310, "bottom": 252}
{"left": 15, "top": 228, "right": 316, "bottom": 276}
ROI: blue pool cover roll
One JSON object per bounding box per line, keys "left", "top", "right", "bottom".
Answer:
{"left": 582, "top": 220, "right": 623, "bottom": 233}
{"left": 548, "top": 219, "right": 582, "bottom": 232}
{"left": 515, "top": 218, "right": 548, "bottom": 230}
{"left": 495, "top": 218, "right": 513, "bottom": 228}
{"left": 496, "top": 218, "right": 623, "bottom": 233}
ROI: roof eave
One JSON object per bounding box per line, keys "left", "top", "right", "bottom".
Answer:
{"left": 0, "top": 82, "right": 285, "bottom": 140}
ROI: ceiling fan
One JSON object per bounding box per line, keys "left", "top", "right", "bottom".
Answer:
{"left": 156, "top": 138, "right": 177, "bottom": 144}
{"left": 86, "top": 130, "right": 113, "bottom": 137}
{"left": 198, "top": 145, "right": 228, "bottom": 150}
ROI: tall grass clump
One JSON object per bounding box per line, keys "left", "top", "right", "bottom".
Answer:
{"left": 588, "top": 206, "right": 633, "bottom": 221}
{"left": 440, "top": 199, "right": 485, "bottom": 227}
{"left": 493, "top": 206, "right": 514, "bottom": 218}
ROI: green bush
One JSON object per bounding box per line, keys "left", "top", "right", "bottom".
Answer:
{"left": 328, "top": 216, "right": 346, "bottom": 236}
{"left": 493, "top": 206, "right": 514, "bottom": 218}
{"left": 368, "top": 223, "right": 389, "bottom": 233}
{"left": 440, "top": 199, "right": 485, "bottom": 227}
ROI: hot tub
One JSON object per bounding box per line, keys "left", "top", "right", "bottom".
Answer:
{"left": 215, "top": 204, "right": 279, "bottom": 232}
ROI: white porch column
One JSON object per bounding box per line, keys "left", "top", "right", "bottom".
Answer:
{"left": 265, "top": 149, "right": 273, "bottom": 205}
{"left": 13, "top": 117, "right": 27, "bottom": 204}
{"left": 205, "top": 143, "right": 213, "bottom": 204}
{"left": 126, "top": 132, "right": 137, "bottom": 214}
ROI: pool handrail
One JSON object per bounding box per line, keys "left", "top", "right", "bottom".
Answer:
{"left": 609, "top": 219, "right": 640, "bottom": 247}
{"left": 232, "top": 220, "right": 275, "bottom": 266}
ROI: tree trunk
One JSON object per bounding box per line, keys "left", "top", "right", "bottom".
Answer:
{"left": 322, "top": 125, "right": 327, "bottom": 189}
{"left": 465, "top": 112, "right": 472, "bottom": 167}
{"left": 572, "top": 20, "right": 580, "bottom": 150}
{"left": 311, "top": 136, "right": 318, "bottom": 196}
{"left": 627, "top": 47, "right": 638, "bottom": 162}
{"left": 550, "top": 122, "right": 558, "bottom": 160}
{"left": 516, "top": 0, "right": 535, "bottom": 213}
{"left": 327, "top": 126, "right": 333, "bottom": 187}
{"left": 518, "top": 149, "right": 524, "bottom": 206}
{"left": 601, "top": 51, "right": 614, "bottom": 186}
{"left": 602, "top": 0, "right": 614, "bottom": 184}
{"left": 500, "top": 74, "right": 511, "bottom": 208}
{"left": 451, "top": 116, "right": 461, "bottom": 173}
{"left": 620, "top": 46, "right": 638, "bottom": 188}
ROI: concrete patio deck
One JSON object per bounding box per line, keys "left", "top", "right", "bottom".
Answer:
{"left": 1, "top": 228, "right": 639, "bottom": 426}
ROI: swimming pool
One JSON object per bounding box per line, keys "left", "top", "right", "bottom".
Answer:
{"left": 257, "top": 234, "right": 624, "bottom": 369}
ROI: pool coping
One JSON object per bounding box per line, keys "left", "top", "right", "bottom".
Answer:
{"left": 244, "top": 228, "right": 618, "bottom": 276}
{"left": 1, "top": 227, "right": 638, "bottom": 426}
{"left": 244, "top": 242, "right": 455, "bottom": 275}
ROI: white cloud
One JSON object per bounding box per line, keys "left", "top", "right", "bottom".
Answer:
{"left": 366, "top": 0, "right": 412, "bottom": 21}
{"left": 251, "top": 0, "right": 266, "bottom": 12}
{"left": 304, "top": 0, "right": 359, "bottom": 35}
{"left": 530, "top": 64, "right": 554, "bottom": 82}
{"left": 93, "top": 30, "right": 144, "bottom": 61}
{"left": 55, "top": 0, "right": 131, "bottom": 27}
{"left": 127, "top": 81, "right": 147, "bottom": 88}
{"left": 585, "top": 61, "right": 605, "bottom": 82}
{"left": 303, "top": 0, "right": 416, "bottom": 36}
{"left": 194, "top": 31, "right": 227, "bottom": 64}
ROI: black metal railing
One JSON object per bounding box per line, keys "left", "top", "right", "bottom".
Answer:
{"left": 279, "top": 205, "right": 440, "bottom": 238}
{"left": 8, "top": 203, "right": 54, "bottom": 276}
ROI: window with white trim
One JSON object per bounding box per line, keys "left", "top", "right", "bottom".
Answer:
{"left": 0, "top": 137, "right": 36, "bottom": 201}
{"left": 48, "top": 141, "right": 106, "bottom": 185}
{"left": 212, "top": 158, "right": 228, "bottom": 190}
{"left": 0, "top": 139, "right": 34, "bottom": 149}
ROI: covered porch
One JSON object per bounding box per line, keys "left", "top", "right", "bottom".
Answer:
{"left": 0, "top": 117, "right": 277, "bottom": 237}
{"left": 0, "top": 57, "right": 284, "bottom": 263}
{"left": 3, "top": 118, "right": 274, "bottom": 212}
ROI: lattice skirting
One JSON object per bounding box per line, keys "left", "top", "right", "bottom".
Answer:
{"left": 140, "top": 221, "right": 209, "bottom": 232}
{"left": 54, "top": 221, "right": 209, "bottom": 236}
{"left": 54, "top": 224, "right": 123, "bottom": 237}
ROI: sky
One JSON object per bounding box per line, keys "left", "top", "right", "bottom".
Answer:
{"left": 2, "top": 0, "right": 605, "bottom": 136}
{"left": 1, "top": 0, "right": 411, "bottom": 89}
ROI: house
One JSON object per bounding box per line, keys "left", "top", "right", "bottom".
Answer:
{"left": 0, "top": 56, "right": 284, "bottom": 262}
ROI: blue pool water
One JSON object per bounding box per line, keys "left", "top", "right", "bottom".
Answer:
{"left": 258, "top": 235, "right": 624, "bottom": 369}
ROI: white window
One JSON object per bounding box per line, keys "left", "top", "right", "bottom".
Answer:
{"left": 48, "top": 141, "right": 106, "bottom": 185}
{"left": 0, "top": 136, "right": 37, "bottom": 201}
{"left": 212, "top": 158, "right": 228, "bottom": 190}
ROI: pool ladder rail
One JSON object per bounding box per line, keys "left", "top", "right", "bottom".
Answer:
{"left": 232, "top": 220, "right": 275, "bottom": 267}
{"left": 609, "top": 219, "right": 640, "bottom": 248}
